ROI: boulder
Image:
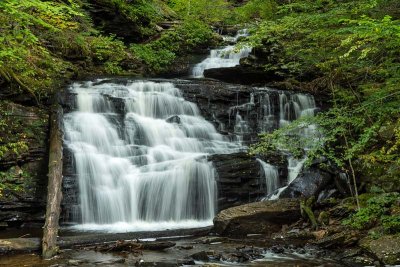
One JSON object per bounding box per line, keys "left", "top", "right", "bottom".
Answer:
{"left": 0, "top": 238, "right": 40, "bottom": 254}
{"left": 213, "top": 199, "right": 300, "bottom": 236}
{"left": 279, "top": 168, "right": 333, "bottom": 199}
{"left": 360, "top": 235, "right": 400, "bottom": 265}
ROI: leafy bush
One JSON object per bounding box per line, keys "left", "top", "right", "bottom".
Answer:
{"left": 343, "top": 193, "right": 400, "bottom": 233}
{"left": 131, "top": 19, "right": 214, "bottom": 73}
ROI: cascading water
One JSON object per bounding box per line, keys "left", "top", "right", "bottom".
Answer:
{"left": 222, "top": 29, "right": 249, "bottom": 43}
{"left": 279, "top": 93, "right": 317, "bottom": 127}
{"left": 256, "top": 159, "right": 279, "bottom": 195}
{"left": 192, "top": 29, "right": 251, "bottom": 78}
{"left": 236, "top": 90, "right": 318, "bottom": 199}
{"left": 63, "top": 80, "right": 243, "bottom": 232}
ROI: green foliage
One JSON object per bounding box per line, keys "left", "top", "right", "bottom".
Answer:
{"left": 0, "top": 0, "right": 138, "bottom": 98}
{"left": 0, "top": 101, "right": 48, "bottom": 162}
{"left": 131, "top": 19, "right": 214, "bottom": 73}
{"left": 169, "top": 0, "right": 231, "bottom": 24}
{"left": 343, "top": 193, "right": 400, "bottom": 234}
{"left": 100, "top": 0, "right": 172, "bottom": 38}
{"left": 89, "top": 35, "right": 128, "bottom": 74}
{"left": 249, "top": 0, "right": 400, "bottom": 179}
{"left": 0, "top": 167, "right": 34, "bottom": 199}
{"left": 232, "top": 0, "right": 276, "bottom": 23}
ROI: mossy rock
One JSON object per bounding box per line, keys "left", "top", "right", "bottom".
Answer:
{"left": 360, "top": 235, "right": 400, "bottom": 265}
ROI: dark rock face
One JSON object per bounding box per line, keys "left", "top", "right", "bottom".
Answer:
{"left": 174, "top": 79, "right": 325, "bottom": 144}
{"left": 278, "top": 160, "right": 348, "bottom": 201}
{"left": 0, "top": 103, "right": 48, "bottom": 228}
{"left": 213, "top": 199, "right": 301, "bottom": 237}
{"left": 210, "top": 153, "right": 264, "bottom": 211}
{"left": 204, "top": 66, "right": 281, "bottom": 85}
{"left": 85, "top": 0, "right": 154, "bottom": 43}
{"left": 210, "top": 152, "right": 287, "bottom": 211}
{"left": 279, "top": 168, "right": 333, "bottom": 199}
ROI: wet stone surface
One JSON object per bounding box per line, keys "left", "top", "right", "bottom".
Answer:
{"left": 0, "top": 234, "right": 344, "bottom": 267}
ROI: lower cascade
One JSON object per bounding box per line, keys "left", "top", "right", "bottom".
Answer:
{"left": 63, "top": 80, "right": 242, "bottom": 232}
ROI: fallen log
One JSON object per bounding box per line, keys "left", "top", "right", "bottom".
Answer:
{"left": 42, "top": 105, "right": 64, "bottom": 259}
{"left": 94, "top": 240, "right": 176, "bottom": 252}
{"left": 1, "top": 226, "right": 211, "bottom": 254}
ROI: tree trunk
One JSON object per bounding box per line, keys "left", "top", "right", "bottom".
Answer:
{"left": 42, "top": 105, "right": 63, "bottom": 259}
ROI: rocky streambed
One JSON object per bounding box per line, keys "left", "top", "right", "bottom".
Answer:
{"left": 2, "top": 197, "right": 397, "bottom": 266}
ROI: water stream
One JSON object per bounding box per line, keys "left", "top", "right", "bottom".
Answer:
{"left": 192, "top": 29, "right": 251, "bottom": 78}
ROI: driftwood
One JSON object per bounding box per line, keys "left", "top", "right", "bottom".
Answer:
{"left": 42, "top": 105, "right": 64, "bottom": 259}
{"left": 94, "top": 240, "right": 176, "bottom": 252}
{"left": 1, "top": 227, "right": 211, "bottom": 254}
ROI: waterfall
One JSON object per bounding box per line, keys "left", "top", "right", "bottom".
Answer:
{"left": 223, "top": 29, "right": 249, "bottom": 43}
{"left": 256, "top": 159, "right": 279, "bottom": 195}
{"left": 279, "top": 92, "right": 317, "bottom": 127}
{"left": 192, "top": 29, "right": 251, "bottom": 78}
{"left": 261, "top": 91, "right": 317, "bottom": 199}
{"left": 63, "top": 81, "right": 242, "bottom": 232}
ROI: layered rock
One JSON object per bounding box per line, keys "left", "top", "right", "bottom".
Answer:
{"left": 210, "top": 152, "right": 287, "bottom": 211}
{"left": 204, "top": 65, "right": 280, "bottom": 85}
{"left": 0, "top": 103, "right": 48, "bottom": 228}
{"left": 213, "top": 199, "right": 301, "bottom": 236}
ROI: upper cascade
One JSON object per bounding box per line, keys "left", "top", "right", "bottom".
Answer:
{"left": 63, "top": 80, "right": 243, "bottom": 232}
{"left": 192, "top": 29, "right": 251, "bottom": 78}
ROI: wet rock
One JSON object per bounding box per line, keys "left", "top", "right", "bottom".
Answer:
{"left": 190, "top": 251, "right": 209, "bottom": 261}
{"left": 203, "top": 66, "right": 281, "bottom": 85}
{"left": 0, "top": 222, "right": 7, "bottom": 230}
{"left": 136, "top": 262, "right": 178, "bottom": 267}
{"left": 177, "top": 259, "right": 195, "bottom": 265}
{"left": 221, "top": 252, "right": 250, "bottom": 263}
{"left": 213, "top": 199, "right": 301, "bottom": 236}
{"left": 210, "top": 152, "right": 287, "bottom": 211}
{"left": 0, "top": 238, "right": 40, "bottom": 253}
{"left": 166, "top": 115, "right": 181, "bottom": 124}
{"left": 314, "top": 230, "right": 360, "bottom": 249}
{"left": 360, "top": 235, "right": 400, "bottom": 265}
{"left": 210, "top": 152, "right": 264, "bottom": 210}
{"left": 176, "top": 245, "right": 194, "bottom": 250}
{"left": 67, "top": 259, "right": 83, "bottom": 266}
{"left": 194, "top": 236, "right": 227, "bottom": 244}
{"left": 279, "top": 167, "right": 333, "bottom": 199}
{"left": 271, "top": 246, "right": 284, "bottom": 254}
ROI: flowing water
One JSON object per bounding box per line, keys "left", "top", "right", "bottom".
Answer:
{"left": 192, "top": 29, "right": 251, "bottom": 78}
{"left": 256, "top": 159, "right": 279, "bottom": 195}
{"left": 63, "top": 81, "right": 243, "bottom": 232}
{"left": 222, "top": 87, "right": 318, "bottom": 198}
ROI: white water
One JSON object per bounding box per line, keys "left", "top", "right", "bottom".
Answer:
{"left": 64, "top": 81, "right": 243, "bottom": 232}
{"left": 224, "top": 89, "right": 318, "bottom": 199}
{"left": 192, "top": 29, "right": 251, "bottom": 78}
{"left": 265, "top": 92, "right": 317, "bottom": 199}
{"left": 256, "top": 159, "right": 279, "bottom": 195}
{"left": 279, "top": 93, "right": 317, "bottom": 127}
{"left": 222, "top": 29, "right": 249, "bottom": 43}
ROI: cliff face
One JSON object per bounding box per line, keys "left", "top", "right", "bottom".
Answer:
{"left": 0, "top": 102, "right": 49, "bottom": 228}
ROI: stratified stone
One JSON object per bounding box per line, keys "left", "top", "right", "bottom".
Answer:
{"left": 213, "top": 199, "right": 300, "bottom": 236}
